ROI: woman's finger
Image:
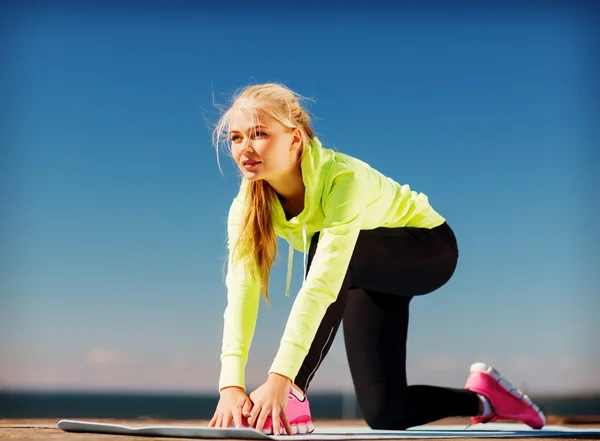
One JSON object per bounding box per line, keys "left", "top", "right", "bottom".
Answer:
{"left": 223, "top": 412, "right": 233, "bottom": 429}
{"left": 208, "top": 412, "right": 217, "bottom": 427}
{"left": 272, "top": 406, "right": 281, "bottom": 436}
{"left": 248, "top": 404, "right": 261, "bottom": 428}
{"left": 280, "top": 407, "right": 292, "bottom": 435}
{"left": 242, "top": 399, "right": 253, "bottom": 417}
{"left": 215, "top": 413, "right": 223, "bottom": 428}
{"left": 255, "top": 406, "right": 270, "bottom": 432}
{"left": 232, "top": 405, "right": 243, "bottom": 428}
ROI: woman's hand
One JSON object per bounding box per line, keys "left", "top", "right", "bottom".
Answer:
{"left": 208, "top": 386, "right": 253, "bottom": 429}
{"left": 248, "top": 373, "right": 293, "bottom": 435}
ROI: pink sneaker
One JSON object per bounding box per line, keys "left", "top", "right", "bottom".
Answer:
{"left": 465, "top": 362, "right": 545, "bottom": 429}
{"left": 261, "top": 387, "right": 314, "bottom": 435}
{"left": 233, "top": 387, "right": 314, "bottom": 435}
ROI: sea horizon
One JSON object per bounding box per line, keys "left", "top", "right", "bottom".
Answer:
{"left": 2, "top": 389, "right": 599, "bottom": 420}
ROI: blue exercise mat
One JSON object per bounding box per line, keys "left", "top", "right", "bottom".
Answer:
{"left": 57, "top": 419, "right": 600, "bottom": 439}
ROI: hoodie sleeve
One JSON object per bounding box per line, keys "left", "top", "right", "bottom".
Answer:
{"left": 218, "top": 197, "right": 261, "bottom": 391}
{"left": 269, "top": 167, "right": 367, "bottom": 381}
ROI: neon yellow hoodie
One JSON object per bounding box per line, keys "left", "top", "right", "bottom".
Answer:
{"left": 219, "top": 138, "right": 445, "bottom": 391}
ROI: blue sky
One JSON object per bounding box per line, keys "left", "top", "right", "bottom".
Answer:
{"left": 1, "top": 2, "right": 598, "bottom": 396}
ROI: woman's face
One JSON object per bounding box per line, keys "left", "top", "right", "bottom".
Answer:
{"left": 229, "top": 109, "right": 301, "bottom": 182}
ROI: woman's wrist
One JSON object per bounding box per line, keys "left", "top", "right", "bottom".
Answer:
{"left": 267, "top": 372, "right": 292, "bottom": 386}
{"left": 219, "top": 385, "right": 245, "bottom": 394}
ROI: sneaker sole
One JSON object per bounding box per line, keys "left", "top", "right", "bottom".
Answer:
{"left": 262, "top": 422, "right": 314, "bottom": 435}
{"left": 469, "top": 362, "right": 546, "bottom": 428}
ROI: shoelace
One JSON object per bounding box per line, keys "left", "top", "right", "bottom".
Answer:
{"left": 465, "top": 412, "right": 497, "bottom": 429}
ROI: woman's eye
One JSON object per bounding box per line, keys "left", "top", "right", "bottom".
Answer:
{"left": 230, "top": 134, "right": 241, "bottom": 142}
{"left": 253, "top": 131, "right": 266, "bottom": 138}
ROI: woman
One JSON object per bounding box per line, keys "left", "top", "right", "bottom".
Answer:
{"left": 208, "top": 83, "right": 545, "bottom": 435}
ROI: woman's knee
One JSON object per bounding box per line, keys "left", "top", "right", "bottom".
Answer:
{"left": 363, "top": 408, "right": 411, "bottom": 431}
{"left": 357, "top": 385, "right": 411, "bottom": 430}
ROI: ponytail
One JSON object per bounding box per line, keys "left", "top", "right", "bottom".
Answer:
{"left": 233, "top": 179, "right": 277, "bottom": 302}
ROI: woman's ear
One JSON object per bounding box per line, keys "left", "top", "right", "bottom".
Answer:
{"left": 290, "top": 128, "right": 303, "bottom": 151}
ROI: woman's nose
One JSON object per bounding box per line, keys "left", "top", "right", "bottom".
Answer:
{"left": 243, "top": 139, "right": 254, "bottom": 153}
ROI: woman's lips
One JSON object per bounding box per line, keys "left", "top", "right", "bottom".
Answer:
{"left": 242, "top": 160, "right": 261, "bottom": 169}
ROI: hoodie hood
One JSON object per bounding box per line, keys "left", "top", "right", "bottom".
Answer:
{"left": 271, "top": 137, "right": 334, "bottom": 234}
{"left": 270, "top": 137, "right": 335, "bottom": 297}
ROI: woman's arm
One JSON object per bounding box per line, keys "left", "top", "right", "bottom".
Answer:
{"left": 269, "top": 168, "right": 367, "bottom": 381}
{"left": 218, "top": 198, "right": 261, "bottom": 392}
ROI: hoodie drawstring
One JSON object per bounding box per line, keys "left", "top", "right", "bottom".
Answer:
{"left": 285, "top": 235, "right": 294, "bottom": 298}
{"left": 302, "top": 223, "right": 308, "bottom": 280}
{"left": 284, "top": 223, "right": 308, "bottom": 297}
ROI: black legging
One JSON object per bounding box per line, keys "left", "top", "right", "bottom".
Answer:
{"left": 293, "top": 222, "right": 480, "bottom": 430}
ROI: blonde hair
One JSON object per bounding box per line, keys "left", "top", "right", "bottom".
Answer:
{"left": 212, "top": 83, "right": 315, "bottom": 301}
